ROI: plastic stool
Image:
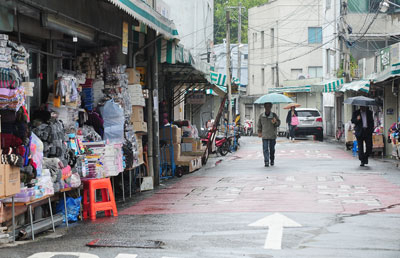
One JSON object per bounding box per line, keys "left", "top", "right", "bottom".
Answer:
{"left": 82, "top": 178, "right": 118, "bottom": 220}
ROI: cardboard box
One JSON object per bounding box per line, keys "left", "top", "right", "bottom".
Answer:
{"left": 126, "top": 68, "right": 140, "bottom": 84}
{"left": 181, "top": 143, "right": 192, "bottom": 152}
{"left": 4, "top": 165, "right": 20, "bottom": 196}
{"left": 160, "top": 127, "right": 182, "bottom": 143}
{"left": 131, "top": 106, "right": 144, "bottom": 122}
{"left": 182, "top": 137, "right": 195, "bottom": 143}
{"left": 192, "top": 141, "right": 198, "bottom": 152}
{"left": 0, "top": 165, "right": 4, "bottom": 198}
{"left": 373, "top": 134, "right": 384, "bottom": 148}
{"left": 346, "top": 130, "right": 355, "bottom": 142}
{"left": 165, "top": 144, "right": 181, "bottom": 163}
{"left": 133, "top": 121, "right": 147, "bottom": 132}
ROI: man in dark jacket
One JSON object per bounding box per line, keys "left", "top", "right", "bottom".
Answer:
{"left": 351, "top": 106, "right": 374, "bottom": 166}
{"left": 257, "top": 102, "right": 281, "bottom": 167}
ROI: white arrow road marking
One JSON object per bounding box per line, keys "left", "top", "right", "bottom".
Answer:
{"left": 249, "top": 213, "right": 302, "bottom": 250}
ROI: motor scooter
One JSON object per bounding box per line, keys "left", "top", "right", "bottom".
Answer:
{"left": 201, "top": 130, "right": 231, "bottom": 156}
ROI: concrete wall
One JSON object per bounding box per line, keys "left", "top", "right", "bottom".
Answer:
{"left": 164, "top": 0, "right": 213, "bottom": 59}
{"left": 322, "top": 0, "right": 341, "bottom": 79}
{"left": 248, "top": 0, "right": 323, "bottom": 96}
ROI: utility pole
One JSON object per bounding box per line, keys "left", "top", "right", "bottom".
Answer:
{"left": 237, "top": 2, "right": 243, "bottom": 95}
{"left": 226, "top": 10, "right": 233, "bottom": 125}
{"left": 276, "top": 20, "right": 279, "bottom": 88}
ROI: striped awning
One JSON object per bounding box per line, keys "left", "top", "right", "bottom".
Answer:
{"left": 107, "top": 0, "right": 178, "bottom": 40}
{"left": 158, "top": 38, "right": 176, "bottom": 64}
{"left": 340, "top": 80, "right": 370, "bottom": 93}
{"left": 210, "top": 71, "right": 240, "bottom": 87}
{"left": 321, "top": 78, "right": 344, "bottom": 92}
{"left": 268, "top": 85, "right": 311, "bottom": 93}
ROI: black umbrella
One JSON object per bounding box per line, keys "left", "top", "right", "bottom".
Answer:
{"left": 344, "top": 96, "right": 377, "bottom": 106}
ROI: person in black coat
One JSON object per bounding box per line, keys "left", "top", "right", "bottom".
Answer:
{"left": 286, "top": 107, "right": 298, "bottom": 141}
{"left": 351, "top": 106, "right": 374, "bottom": 166}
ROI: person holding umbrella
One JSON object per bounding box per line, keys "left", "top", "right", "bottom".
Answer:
{"left": 257, "top": 102, "right": 281, "bottom": 167}
{"left": 347, "top": 97, "right": 376, "bottom": 166}
{"left": 255, "top": 93, "right": 292, "bottom": 167}
{"left": 285, "top": 103, "right": 300, "bottom": 141}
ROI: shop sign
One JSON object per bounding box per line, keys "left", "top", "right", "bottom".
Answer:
{"left": 122, "top": 21, "right": 129, "bottom": 55}
{"left": 380, "top": 47, "right": 391, "bottom": 71}
{"left": 187, "top": 92, "right": 206, "bottom": 105}
{"left": 387, "top": 108, "right": 394, "bottom": 115}
{"left": 284, "top": 92, "right": 296, "bottom": 98}
{"left": 136, "top": 67, "right": 146, "bottom": 86}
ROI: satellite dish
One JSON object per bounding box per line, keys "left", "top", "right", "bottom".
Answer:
{"left": 298, "top": 74, "right": 306, "bottom": 80}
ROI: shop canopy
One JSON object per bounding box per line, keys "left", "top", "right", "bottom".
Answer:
{"left": 107, "top": 0, "right": 178, "bottom": 40}
{"left": 340, "top": 80, "right": 371, "bottom": 93}
{"left": 268, "top": 85, "right": 311, "bottom": 93}
{"left": 314, "top": 78, "right": 344, "bottom": 93}
{"left": 210, "top": 71, "right": 240, "bottom": 87}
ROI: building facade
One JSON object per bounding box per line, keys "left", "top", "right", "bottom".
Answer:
{"left": 247, "top": 0, "right": 323, "bottom": 129}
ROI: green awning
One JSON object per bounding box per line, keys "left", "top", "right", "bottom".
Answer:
{"left": 318, "top": 78, "right": 344, "bottom": 92}
{"left": 108, "top": 0, "right": 178, "bottom": 40}
{"left": 340, "top": 80, "right": 370, "bottom": 93}
{"left": 268, "top": 85, "right": 311, "bottom": 93}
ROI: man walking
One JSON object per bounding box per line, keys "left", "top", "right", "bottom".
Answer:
{"left": 351, "top": 106, "right": 374, "bottom": 166}
{"left": 258, "top": 102, "right": 281, "bottom": 167}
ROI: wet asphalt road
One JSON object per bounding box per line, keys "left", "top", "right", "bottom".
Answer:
{"left": 1, "top": 137, "right": 400, "bottom": 258}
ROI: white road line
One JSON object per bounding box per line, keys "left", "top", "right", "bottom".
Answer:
{"left": 28, "top": 253, "right": 100, "bottom": 258}
{"left": 115, "top": 254, "right": 138, "bottom": 258}
{"left": 285, "top": 176, "right": 295, "bottom": 182}
{"left": 333, "top": 176, "right": 344, "bottom": 182}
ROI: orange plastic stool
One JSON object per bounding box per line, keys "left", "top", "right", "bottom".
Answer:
{"left": 82, "top": 178, "right": 118, "bottom": 220}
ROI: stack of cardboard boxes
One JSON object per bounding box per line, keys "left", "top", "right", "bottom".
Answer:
{"left": 161, "top": 126, "right": 203, "bottom": 173}
{"left": 135, "top": 134, "right": 144, "bottom": 164}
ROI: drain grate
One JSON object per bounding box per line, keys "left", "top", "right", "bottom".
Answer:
{"left": 87, "top": 239, "right": 164, "bottom": 249}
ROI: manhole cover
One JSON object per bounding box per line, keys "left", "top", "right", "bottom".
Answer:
{"left": 87, "top": 239, "right": 164, "bottom": 249}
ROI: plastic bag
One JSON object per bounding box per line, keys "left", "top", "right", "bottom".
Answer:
{"left": 56, "top": 196, "right": 82, "bottom": 223}
{"left": 100, "top": 100, "right": 124, "bottom": 143}
{"left": 30, "top": 133, "right": 43, "bottom": 177}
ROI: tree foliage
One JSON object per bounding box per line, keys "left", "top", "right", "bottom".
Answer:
{"left": 214, "top": 0, "right": 268, "bottom": 45}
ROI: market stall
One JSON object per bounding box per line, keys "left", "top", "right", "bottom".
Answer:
{"left": 0, "top": 32, "right": 150, "bottom": 242}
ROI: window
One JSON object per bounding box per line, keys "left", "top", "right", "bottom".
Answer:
{"left": 326, "top": 0, "right": 331, "bottom": 9}
{"left": 297, "top": 110, "right": 321, "bottom": 118}
{"left": 252, "top": 74, "right": 255, "bottom": 84}
{"left": 270, "top": 28, "right": 274, "bottom": 48}
{"left": 271, "top": 67, "right": 275, "bottom": 86}
{"left": 308, "top": 27, "right": 322, "bottom": 44}
{"left": 245, "top": 105, "right": 252, "bottom": 119}
{"left": 291, "top": 69, "right": 303, "bottom": 80}
{"left": 348, "top": 0, "right": 383, "bottom": 13}
{"left": 261, "top": 68, "right": 265, "bottom": 86}
{"left": 261, "top": 31, "right": 265, "bottom": 49}
{"left": 308, "top": 66, "right": 323, "bottom": 78}
{"left": 244, "top": 54, "right": 248, "bottom": 60}
{"left": 252, "top": 33, "right": 257, "bottom": 49}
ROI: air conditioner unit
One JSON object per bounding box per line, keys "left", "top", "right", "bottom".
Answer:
{"left": 298, "top": 74, "right": 307, "bottom": 80}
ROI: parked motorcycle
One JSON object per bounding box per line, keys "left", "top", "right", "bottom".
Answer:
{"left": 243, "top": 120, "right": 254, "bottom": 136}
{"left": 201, "top": 131, "right": 231, "bottom": 156}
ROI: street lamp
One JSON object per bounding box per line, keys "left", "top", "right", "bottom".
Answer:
{"left": 380, "top": 0, "right": 400, "bottom": 12}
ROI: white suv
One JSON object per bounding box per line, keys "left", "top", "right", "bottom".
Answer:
{"left": 294, "top": 108, "right": 323, "bottom": 141}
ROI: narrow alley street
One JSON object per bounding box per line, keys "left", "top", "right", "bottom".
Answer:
{"left": 3, "top": 137, "right": 400, "bottom": 258}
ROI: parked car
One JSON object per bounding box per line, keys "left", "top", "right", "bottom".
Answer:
{"left": 294, "top": 108, "right": 323, "bottom": 141}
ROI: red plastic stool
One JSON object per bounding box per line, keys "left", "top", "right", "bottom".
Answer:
{"left": 82, "top": 178, "right": 118, "bottom": 220}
